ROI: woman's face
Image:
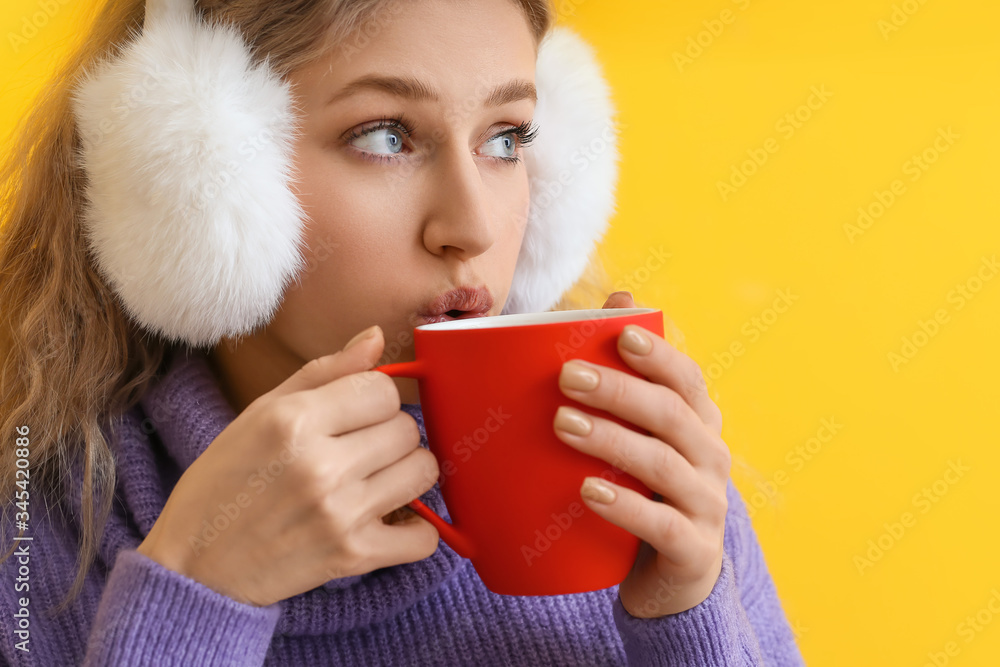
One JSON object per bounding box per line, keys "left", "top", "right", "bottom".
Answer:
{"left": 211, "top": 0, "right": 538, "bottom": 408}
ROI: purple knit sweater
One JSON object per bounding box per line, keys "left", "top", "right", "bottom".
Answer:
{"left": 0, "top": 349, "right": 805, "bottom": 666}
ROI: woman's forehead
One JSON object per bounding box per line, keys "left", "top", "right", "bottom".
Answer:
{"left": 296, "top": 0, "right": 538, "bottom": 91}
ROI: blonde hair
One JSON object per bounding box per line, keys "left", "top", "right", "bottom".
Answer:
{"left": 0, "top": 0, "right": 555, "bottom": 615}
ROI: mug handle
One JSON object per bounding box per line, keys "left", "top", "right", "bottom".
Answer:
{"left": 376, "top": 361, "right": 477, "bottom": 560}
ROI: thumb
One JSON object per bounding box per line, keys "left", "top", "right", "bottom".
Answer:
{"left": 602, "top": 291, "right": 636, "bottom": 309}
{"left": 273, "top": 325, "right": 385, "bottom": 397}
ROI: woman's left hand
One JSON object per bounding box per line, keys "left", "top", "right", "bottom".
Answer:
{"left": 553, "top": 291, "right": 730, "bottom": 618}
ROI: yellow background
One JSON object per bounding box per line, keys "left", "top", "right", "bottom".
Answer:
{"left": 3, "top": 1, "right": 999, "bottom": 665}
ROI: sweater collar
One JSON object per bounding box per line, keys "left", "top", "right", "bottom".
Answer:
{"left": 121, "top": 348, "right": 468, "bottom": 635}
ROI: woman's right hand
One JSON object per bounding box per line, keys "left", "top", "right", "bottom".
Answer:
{"left": 136, "top": 325, "right": 441, "bottom": 607}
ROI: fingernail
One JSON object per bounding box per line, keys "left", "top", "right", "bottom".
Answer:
{"left": 560, "top": 361, "right": 600, "bottom": 391}
{"left": 581, "top": 477, "right": 616, "bottom": 504}
{"left": 620, "top": 325, "right": 652, "bottom": 356}
{"left": 345, "top": 325, "right": 379, "bottom": 351}
{"left": 554, "top": 406, "right": 593, "bottom": 436}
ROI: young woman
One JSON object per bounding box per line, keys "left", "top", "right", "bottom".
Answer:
{"left": 0, "top": 0, "right": 805, "bottom": 663}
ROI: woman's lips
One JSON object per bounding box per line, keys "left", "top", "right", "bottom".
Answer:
{"left": 417, "top": 286, "right": 494, "bottom": 324}
{"left": 418, "top": 311, "right": 490, "bottom": 325}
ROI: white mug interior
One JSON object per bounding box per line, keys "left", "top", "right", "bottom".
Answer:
{"left": 416, "top": 308, "right": 658, "bottom": 331}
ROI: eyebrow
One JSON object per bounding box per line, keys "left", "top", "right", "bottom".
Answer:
{"left": 325, "top": 74, "right": 537, "bottom": 108}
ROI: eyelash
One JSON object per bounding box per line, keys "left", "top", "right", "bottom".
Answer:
{"left": 343, "top": 114, "right": 540, "bottom": 166}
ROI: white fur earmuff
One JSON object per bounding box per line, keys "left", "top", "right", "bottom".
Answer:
{"left": 71, "top": 0, "right": 619, "bottom": 347}
{"left": 503, "top": 26, "right": 620, "bottom": 316}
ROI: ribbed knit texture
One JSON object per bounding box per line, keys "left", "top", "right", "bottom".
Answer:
{"left": 0, "top": 348, "right": 806, "bottom": 666}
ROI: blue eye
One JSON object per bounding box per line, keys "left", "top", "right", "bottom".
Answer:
{"left": 483, "top": 121, "right": 539, "bottom": 164}
{"left": 343, "top": 115, "right": 539, "bottom": 166}
{"left": 350, "top": 125, "right": 405, "bottom": 156}
{"left": 483, "top": 132, "right": 518, "bottom": 159}
{"left": 343, "top": 115, "right": 414, "bottom": 163}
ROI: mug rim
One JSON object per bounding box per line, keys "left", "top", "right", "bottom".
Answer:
{"left": 415, "top": 307, "right": 659, "bottom": 332}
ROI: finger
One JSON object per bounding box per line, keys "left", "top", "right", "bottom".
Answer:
{"left": 301, "top": 369, "right": 401, "bottom": 436}
{"left": 558, "top": 360, "right": 731, "bottom": 482}
{"left": 359, "top": 510, "right": 441, "bottom": 570}
{"left": 602, "top": 291, "right": 636, "bottom": 309}
{"left": 271, "top": 325, "right": 385, "bottom": 398}
{"left": 578, "top": 478, "right": 702, "bottom": 567}
{"left": 553, "top": 405, "right": 708, "bottom": 516}
{"left": 335, "top": 411, "right": 422, "bottom": 481}
{"left": 360, "top": 447, "right": 439, "bottom": 522}
{"left": 616, "top": 324, "right": 723, "bottom": 435}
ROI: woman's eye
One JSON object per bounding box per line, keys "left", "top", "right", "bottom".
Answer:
{"left": 350, "top": 127, "right": 406, "bottom": 156}
{"left": 481, "top": 131, "right": 518, "bottom": 159}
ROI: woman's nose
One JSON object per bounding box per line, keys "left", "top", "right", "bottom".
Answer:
{"left": 420, "top": 147, "right": 496, "bottom": 260}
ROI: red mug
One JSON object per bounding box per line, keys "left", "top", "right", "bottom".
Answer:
{"left": 376, "top": 308, "right": 663, "bottom": 596}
